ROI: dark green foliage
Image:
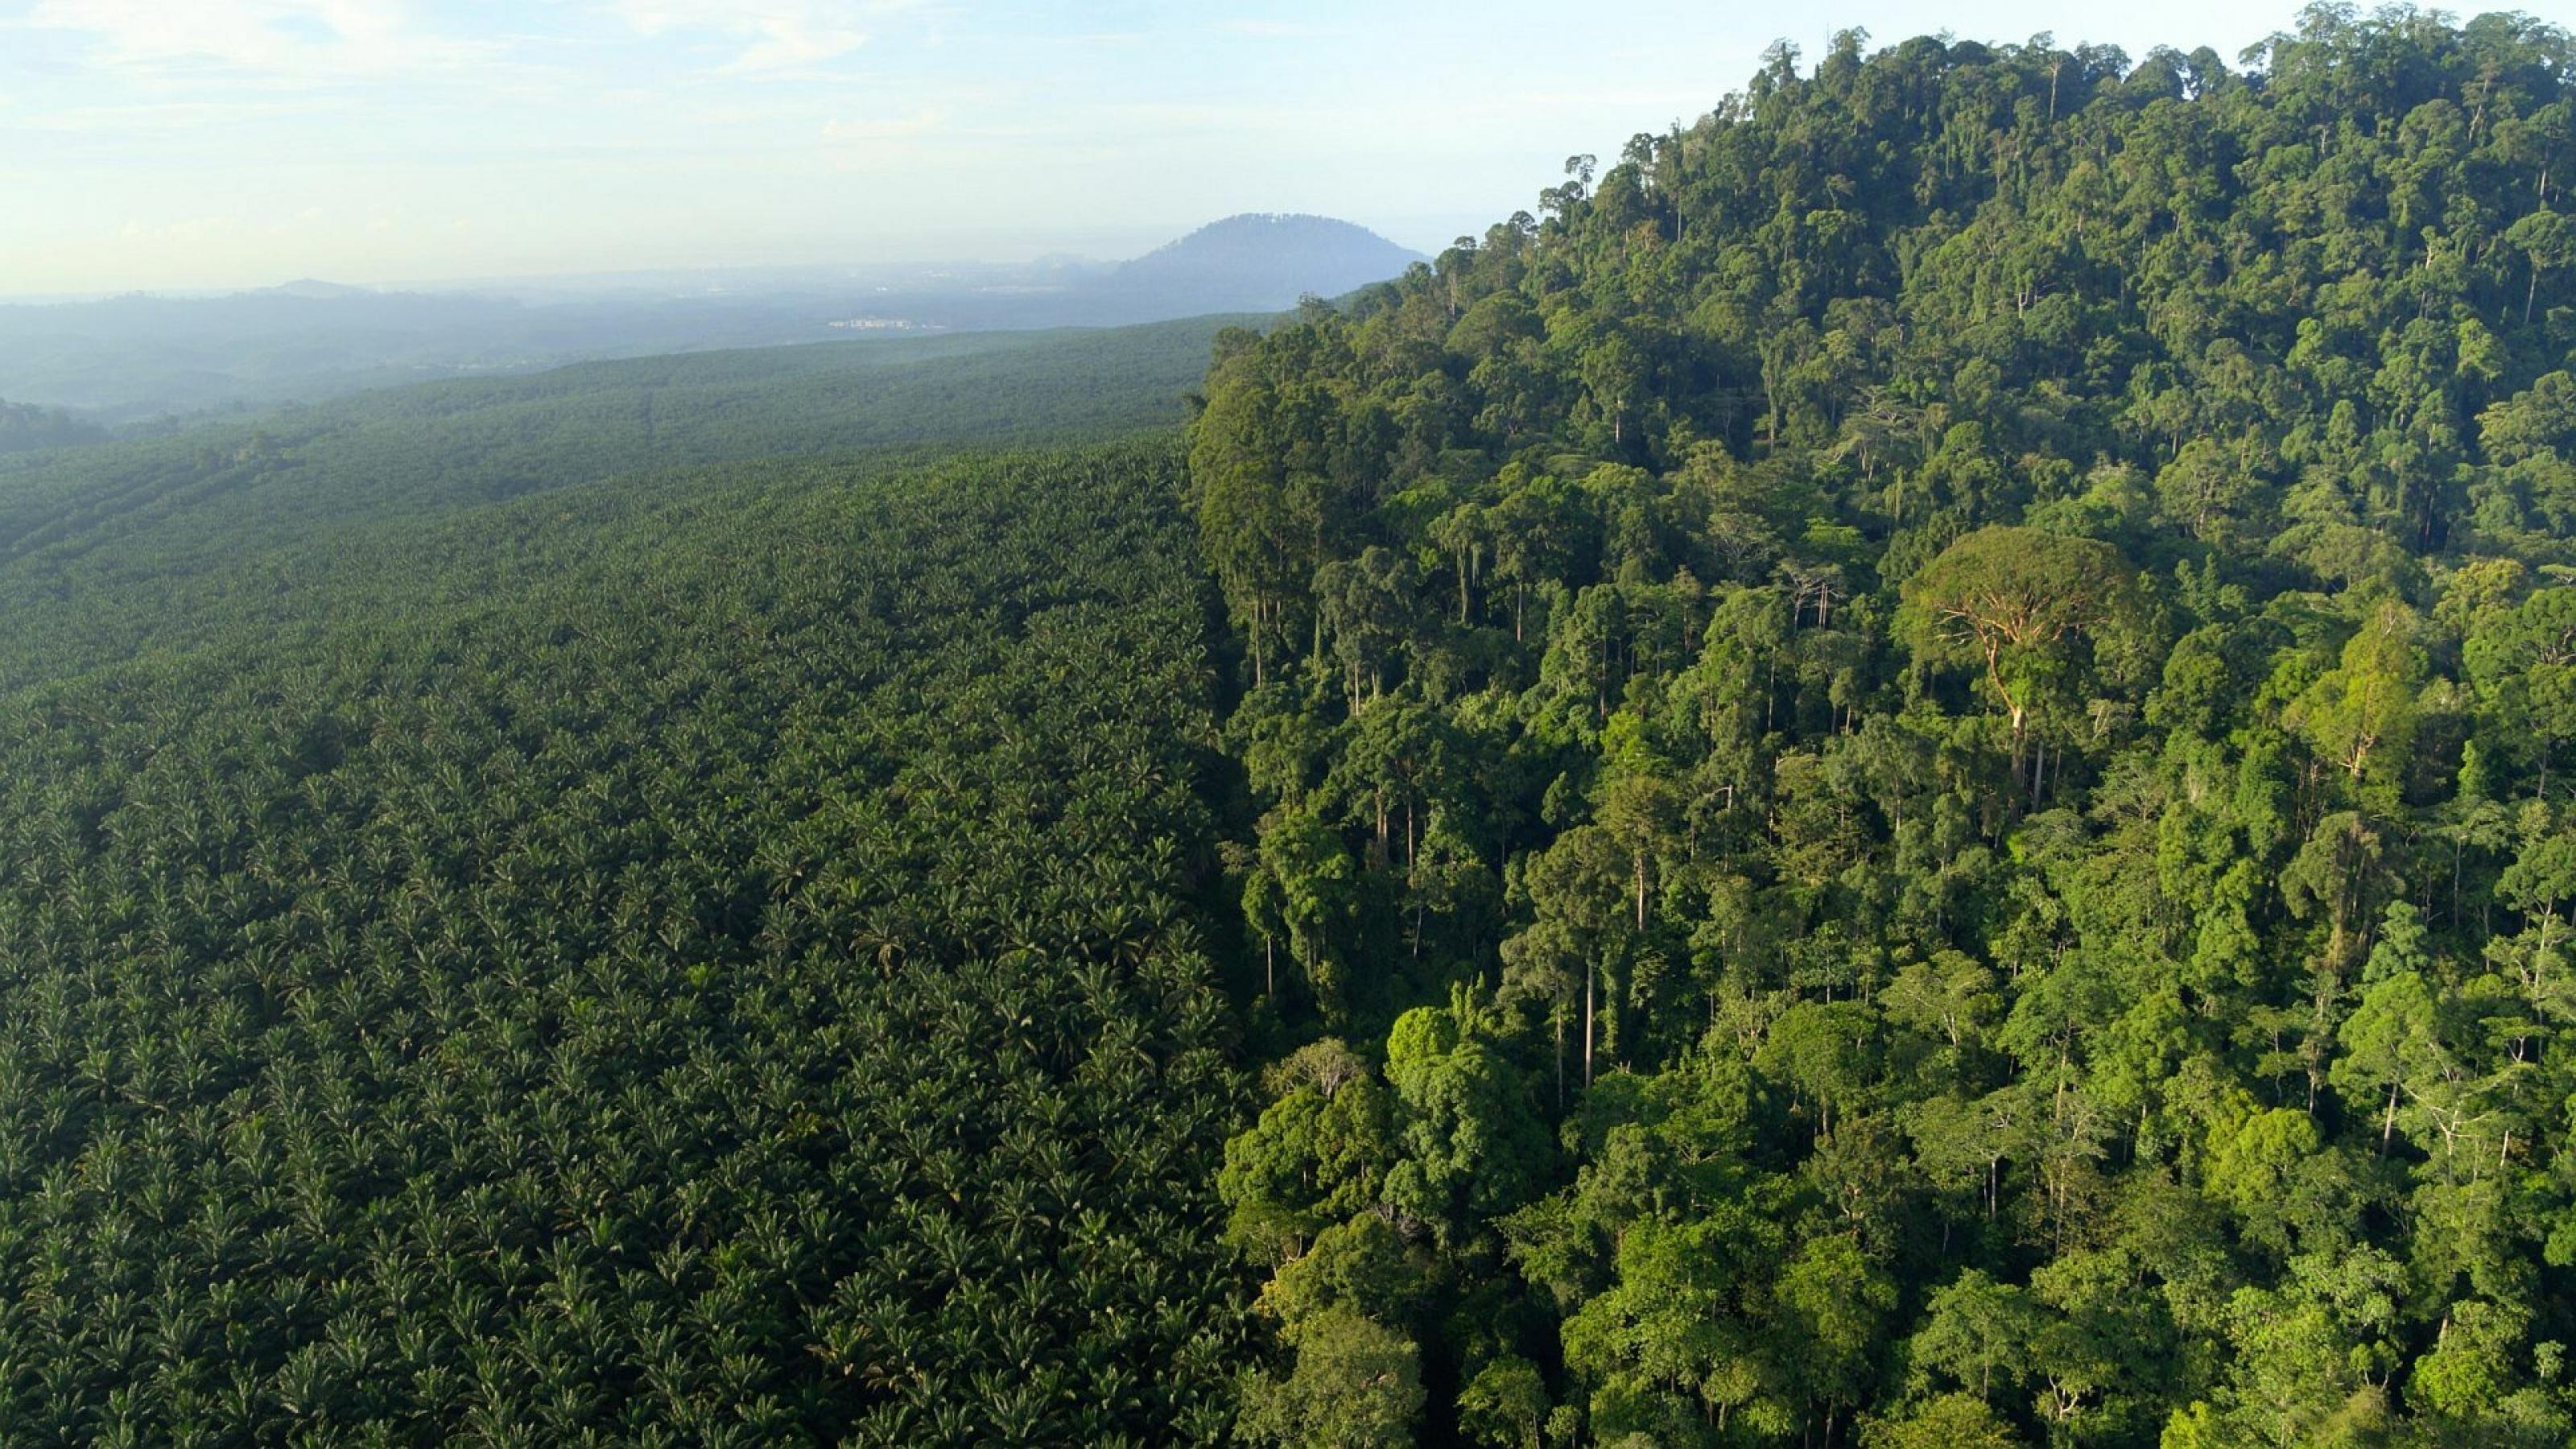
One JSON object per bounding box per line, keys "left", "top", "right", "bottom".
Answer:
{"left": 0, "top": 443, "right": 1245, "bottom": 1443}
{"left": 1198, "top": 11, "right": 2576, "bottom": 1446}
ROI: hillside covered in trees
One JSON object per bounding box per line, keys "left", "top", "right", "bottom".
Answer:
{"left": 3, "top": 6, "right": 2576, "bottom": 1447}
{"left": 1191, "top": 7, "right": 2576, "bottom": 1445}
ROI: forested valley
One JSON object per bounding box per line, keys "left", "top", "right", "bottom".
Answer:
{"left": 2, "top": 6, "right": 2575, "bottom": 1447}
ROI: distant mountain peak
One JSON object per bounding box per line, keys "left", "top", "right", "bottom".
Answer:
{"left": 270, "top": 279, "right": 371, "bottom": 299}
{"left": 1106, "top": 214, "right": 1423, "bottom": 306}
{"left": 1130, "top": 212, "right": 1406, "bottom": 250}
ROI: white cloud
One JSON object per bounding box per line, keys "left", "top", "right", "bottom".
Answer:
{"left": 1221, "top": 19, "right": 1323, "bottom": 39}
{"left": 19, "top": 97, "right": 335, "bottom": 132}
{"left": 21, "top": 0, "right": 485, "bottom": 78}
{"left": 604, "top": 1, "right": 898, "bottom": 72}
{"left": 819, "top": 108, "right": 943, "bottom": 142}
{"left": 115, "top": 214, "right": 223, "bottom": 242}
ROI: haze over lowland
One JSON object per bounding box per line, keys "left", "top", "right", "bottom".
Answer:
{"left": 0, "top": 214, "right": 1425, "bottom": 421}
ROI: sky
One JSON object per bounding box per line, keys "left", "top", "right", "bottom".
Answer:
{"left": 2, "top": 0, "right": 2312, "bottom": 296}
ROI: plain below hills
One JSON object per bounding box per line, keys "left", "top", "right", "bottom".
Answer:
{"left": 0, "top": 214, "right": 1418, "bottom": 422}
{"left": 0, "top": 312, "right": 1253, "bottom": 691}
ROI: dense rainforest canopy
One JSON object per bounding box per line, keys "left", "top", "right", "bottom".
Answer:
{"left": 1191, "top": 6, "right": 2576, "bottom": 1445}
{"left": 3, "top": 5, "right": 2576, "bottom": 1447}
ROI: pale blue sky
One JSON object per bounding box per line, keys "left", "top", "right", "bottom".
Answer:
{"left": 5, "top": 1, "right": 2318, "bottom": 295}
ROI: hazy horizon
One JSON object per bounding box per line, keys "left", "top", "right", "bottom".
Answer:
{"left": 10, "top": 1, "right": 2295, "bottom": 297}
{"left": 0, "top": 218, "right": 1368, "bottom": 304}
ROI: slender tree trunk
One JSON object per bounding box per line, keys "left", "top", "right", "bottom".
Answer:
{"left": 1554, "top": 1009, "right": 1566, "bottom": 1108}
{"left": 1583, "top": 961, "right": 1596, "bottom": 1088}
{"left": 2005, "top": 700, "right": 2029, "bottom": 809}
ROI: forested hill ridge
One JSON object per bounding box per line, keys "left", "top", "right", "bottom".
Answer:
{"left": 1193, "top": 9, "right": 2576, "bottom": 1447}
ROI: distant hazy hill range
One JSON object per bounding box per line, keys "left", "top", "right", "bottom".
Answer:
{"left": 0, "top": 215, "right": 1418, "bottom": 422}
